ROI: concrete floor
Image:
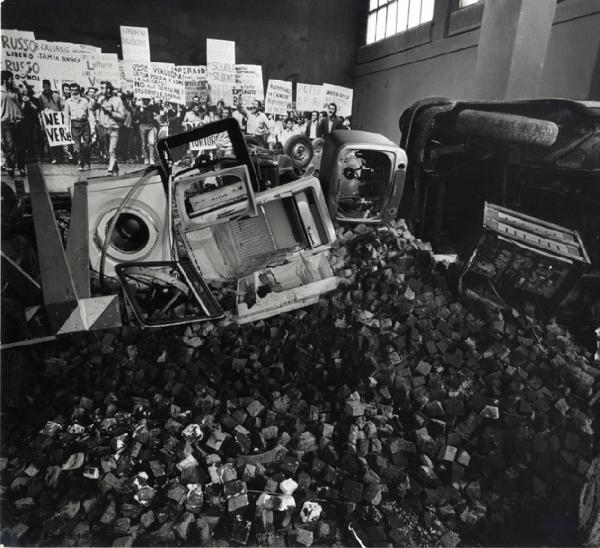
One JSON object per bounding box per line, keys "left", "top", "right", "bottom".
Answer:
{"left": 2, "top": 162, "right": 148, "bottom": 195}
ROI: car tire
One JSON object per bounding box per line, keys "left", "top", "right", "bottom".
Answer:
{"left": 283, "top": 134, "right": 314, "bottom": 169}
{"left": 456, "top": 109, "right": 559, "bottom": 147}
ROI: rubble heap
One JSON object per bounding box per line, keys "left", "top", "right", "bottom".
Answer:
{"left": 1, "top": 221, "right": 598, "bottom": 546}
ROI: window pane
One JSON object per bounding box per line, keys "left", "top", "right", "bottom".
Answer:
{"left": 376, "top": 7, "right": 387, "bottom": 41}
{"left": 397, "top": 0, "right": 409, "bottom": 31}
{"left": 459, "top": 0, "right": 481, "bottom": 7}
{"left": 420, "top": 0, "right": 434, "bottom": 23}
{"left": 366, "top": 12, "right": 377, "bottom": 44}
{"left": 407, "top": 0, "right": 421, "bottom": 29}
{"left": 378, "top": 0, "right": 389, "bottom": 7}
{"left": 386, "top": 1, "right": 398, "bottom": 37}
{"left": 370, "top": 0, "right": 378, "bottom": 12}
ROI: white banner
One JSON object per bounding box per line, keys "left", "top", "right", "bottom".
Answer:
{"left": 264, "top": 79, "right": 292, "bottom": 116}
{"left": 37, "top": 41, "right": 81, "bottom": 92}
{"left": 175, "top": 65, "right": 208, "bottom": 105}
{"left": 81, "top": 53, "right": 120, "bottom": 89}
{"left": 323, "top": 83, "right": 353, "bottom": 117}
{"left": 119, "top": 61, "right": 135, "bottom": 92}
{"left": 42, "top": 109, "right": 73, "bottom": 146}
{"left": 120, "top": 26, "right": 151, "bottom": 63}
{"left": 149, "top": 62, "right": 186, "bottom": 105}
{"left": 133, "top": 62, "right": 152, "bottom": 98}
{"left": 1, "top": 30, "right": 42, "bottom": 91}
{"left": 296, "top": 83, "right": 326, "bottom": 112}
{"left": 71, "top": 43, "right": 102, "bottom": 54}
{"left": 234, "top": 64, "right": 264, "bottom": 107}
{"left": 206, "top": 38, "right": 235, "bottom": 106}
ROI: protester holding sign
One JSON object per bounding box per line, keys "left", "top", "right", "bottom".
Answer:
{"left": 63, "top": 83, "right": 96, "bottom": 171}
{"left": 1, "top": 70, "right": 25, "bottom": 177}
{"left": 97, "top": 81, "right": 125, "bottom": 175}
{"left": 136, "top": 97, "right": 159, "bottom": 165}
{"left": 317, "top": 102, "right": 346, "bottom": 138}
{"left": 240, "top": 99, "right": 269, "bottom": 146}
{"left": 39, "top": 79, "right": 63, "bottom": 164}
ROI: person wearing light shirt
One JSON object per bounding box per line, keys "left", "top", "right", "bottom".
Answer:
{"left": 304, "top": 111, "right": 319, "bottom": 140}
{"left": 240, "top": 99, "right": 270, "bottom": 146}
{"left": 97, "top": 81, "right": 125, "bottom": 175}
{"left": 64, "top": 83, "right": 96, "bottom": 171}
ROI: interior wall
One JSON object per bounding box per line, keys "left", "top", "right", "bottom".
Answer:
{"left": 352, "top": 0, "right": 600, "bottom": 142}
{"left": 1, "top": 0, "right": 364, "bottom": 88}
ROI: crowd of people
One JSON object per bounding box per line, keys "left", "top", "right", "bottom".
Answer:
{"left": 1, "top": 69, "right": 351, "bottom": 177}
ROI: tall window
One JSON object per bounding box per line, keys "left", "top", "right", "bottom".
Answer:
{"left": 366, "top": 0, "right": 435, "bottom": 45}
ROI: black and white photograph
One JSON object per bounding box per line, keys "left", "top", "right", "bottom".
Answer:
{"left": 0, "top": 0, "right": 599, "bottom": 546}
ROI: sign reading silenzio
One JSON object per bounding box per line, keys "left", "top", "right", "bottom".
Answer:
{"left": 206, "top": 39, "right": 235, "bottom": 106}
{"left": 42, "top": 109, "right": 73, "bottom": 146}
{"left": 264, "top": 80, "right": 292, "bottom": 116}
{"left": 120, "top": 26, "right": 151, "bottom": 63}
{"left": 1, "top": 30, "right": 42, "bottom": 90}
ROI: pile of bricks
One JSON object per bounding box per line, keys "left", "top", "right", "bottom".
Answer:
{"left": 1, "top": 220, "right": 598, "bottom": 546}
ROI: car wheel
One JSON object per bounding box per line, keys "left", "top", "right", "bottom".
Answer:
{"left": 456, "top": 109, "right": 559, "bottom": 147}
{"left": 283, "top": 134, "right": 314, "bottom": 169}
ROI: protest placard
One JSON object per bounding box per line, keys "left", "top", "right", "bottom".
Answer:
{"left": 323, "top": 83, "right": 353, "bottom": 117}
{"left": 71, "top": 43, "right": 101, "bottom": 54}
{"left": 120, "top": 26, "right": 151, "bottom": 63}
{"left": 234, "top": 64, "right": 264, "bottom": 107}
{"left": 42, "top": 109, "right": 73, "bottom": 146}
{"left": 81, "top": 53, "right": 120, "bottom": 89}
{"left": 206, "top": 38, "right": 235, "bottom": 106}
{"left": 296, "top": 83, "right": 326, "bottom": 112}
{"left": 176, "top": 65, "right": 208, "bottom": 105}
{"left": 37, "top": 40, "right": 82, "bottom": 91}
{"left": 149, "top": 62, "right": 186, "bottom": 105}
{"left": 264, "top": 79, "right": 292, "bottom": 116}
{"left": 133, "top": 62, "right": 152, "bottom": 98}
{"left": 119, "top": 61, "right": 135, "bottom": 92}
{"left": 1, "top": 29, "right": 42, "bottom": 90}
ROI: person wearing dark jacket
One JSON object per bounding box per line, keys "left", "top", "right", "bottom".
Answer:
{"left": 317, "top": 103, "right": 346, "bottom": 138}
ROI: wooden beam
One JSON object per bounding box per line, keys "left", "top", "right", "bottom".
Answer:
{"left": 66, "top": 181, "right": 91, "bottom": 298}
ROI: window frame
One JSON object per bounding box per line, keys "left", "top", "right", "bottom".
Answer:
{"left": 365, "top": 0, "right": 435, "bottom": 46}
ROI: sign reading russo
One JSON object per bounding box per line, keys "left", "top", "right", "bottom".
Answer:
{"left": 120, "top": 26, "right": 151, "bottom": 63}
{"left": 264, "top": 79, "right": 292, "bottom": 116}
{"left": 1, "top": 29, "right": 42, "bottom": 90}
{"left": 42, "top": 109, "right": 73, "bottom": 146}
{"left": 206, "top": 38, "right": 235, "bottom": 106}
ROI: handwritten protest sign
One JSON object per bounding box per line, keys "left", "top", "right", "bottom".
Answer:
{"left": 37, "top": 40, "right": 82, "bottom": 92}
{"left": 42, "top": 109, "right": 73, "bottom": 146}
{"left": 323, "top": 83, "right": 353, "bottom": 117}
{"left": 206, "top": 39, "right": 235, "bottom": 106}
{"left": 119, "top": 61, "right": 135, "bottom": 92}
{"left": 71, "top": 43, "right": 101, "bottom": 54}
{"left": 1, "top": 29, "right": 42, "bottom": 90}
{"left": 176, "top": 65, "right": 208, "bottom": 105}
{"left": 149, "top": 62, "right": 186, "bottom": 105}
{"left": 133, "top": 62, "right": 152, "bottom": 98}
{"left": 234, "top": 64, "right": 264, "bottom": 107}
{"left": 190, "top": 131, "right": 231, "bottom": 153}
{"left": 264, "top": 80, "right": 292, "bottom": 116}
{"left": 296, "top": 83, "right": 326, "bottom": 112}
{"left": 120, "top": 26, "right": 151, "bottom": 63}
{"left": 81, "top": 53, "right": 120, "bottom": 88}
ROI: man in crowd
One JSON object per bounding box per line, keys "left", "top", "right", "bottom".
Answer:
{"left": 19, "top": 83, "right": 42, "bottom": 167}
{"left": 39, "top": 79, "right": 63, "bottom": 164}
{"left": 183, "top": 103, "right": 205, "bottom": 130}
{"left": 240, "top": 99, "right": 270, "bottom": 146}
{"left": 63, "top": 83, "right": 95, "bottom": 171}
{"left": 97, "top": 81, "right": 125, "bottom": 175}
{"left": 136, "top": 97, "right": 159, "bottom": 165}
{"left": 1, "top": 71, "right": 24, "bottom": 177}
{"left": 317, "top": 102, "right": 346, "bottom": 138}
{"left": 304, "top": 111, "right": 319, "bottom": 140}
